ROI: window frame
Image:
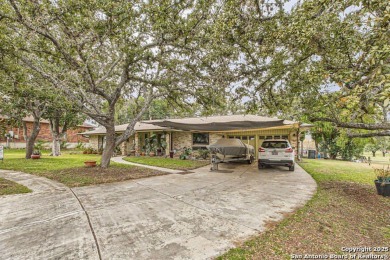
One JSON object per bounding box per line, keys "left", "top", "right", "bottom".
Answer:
{"left": 192, "top": 132, "right": 210, "bottom": 145}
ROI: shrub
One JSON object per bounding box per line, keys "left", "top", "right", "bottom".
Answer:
{"left": 179, "top": 147, "right": 192, "bottom": 160}
{"left": 76, "top": 141, "right": 85, "bottom": 150}
{"left": 197, "top": 149, "right": 210, "bottom": 160}
{"left": 34, "top": 140, "right": 45, "bottom": 151}
{"left": 83, "top": 147, "right": 96, "bottom": 154}
{"left": 32, "top": 150, "right": 41, "bottom": 155}
{"left": 60, "top": 140, "right": 68, "bottom": 149}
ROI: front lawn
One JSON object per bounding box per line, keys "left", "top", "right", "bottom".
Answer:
{"left": 0, "top": 177, "right": 31, "bottom": 195}
{"left": 300, "top": 159, "right": 378, "bottom": 184}
{"left": 0, "top": 149, "right": 166, "bottom": 187}
{"left": 123, "top": 156, "right": 210, "bottom": 170}
{"left": 219, "top": 159, "right": 390, "bottom": 259}
{"left": 0, "top": 149, "right": 100, "bottom": 174}
{"left": 363, "top": 152, "right": 390, "bottom": 166}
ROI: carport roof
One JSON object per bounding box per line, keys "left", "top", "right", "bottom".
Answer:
{"left": 143, "top": 115, "right": 297, "bottom": 131}
{"left": 79, "top": 115, "right": 302, "bottom": 135}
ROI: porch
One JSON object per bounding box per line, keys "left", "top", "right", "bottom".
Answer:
{"left": 120, "top": 131, "right": 171, "bottom": 157}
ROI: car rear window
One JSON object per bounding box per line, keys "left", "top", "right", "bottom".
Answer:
{"left": 262, "top": 141, "right": 289, "bottom": 149}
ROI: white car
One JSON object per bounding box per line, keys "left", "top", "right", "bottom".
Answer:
{"left": 258, "top": 139, "right": 295, "bottom": 171}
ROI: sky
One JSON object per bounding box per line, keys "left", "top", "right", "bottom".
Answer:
{"left": 284, "top": 0, "right": 299, "bottom": 13}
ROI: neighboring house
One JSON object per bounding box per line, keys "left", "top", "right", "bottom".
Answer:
{"left": 81, "top": 115, "right": 312, "bottom": 158}
{"left": 0, "top": 115, "right": 94, "bottom": 148}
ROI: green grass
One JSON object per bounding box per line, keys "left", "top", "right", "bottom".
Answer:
{"left": 123, "top": 156, "right": 209, "bottom": 170}
{"left": 0, "top": 149, "right": 166, "bottom": 187}
{"left": 298, "top": 159, "right": 378, "bottom": 184}
{"left": 363, "top": 152, "right": 390, "bottom": 165}
{"left": 0, "top": 177, "right": 31, "bottom": 195}
{"left": 219, "top": 159, "right": 390, "bottom": 259}
{"left": 0, "top": 149, "right": 101, "bottom": 174}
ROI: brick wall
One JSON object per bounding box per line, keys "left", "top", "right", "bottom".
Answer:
{"left": 289, "top": 132, "right": 298, "bottom": 148}
{"left": 89, "top": 135, "right": 99, "bottom": 150}
{"left": 120, "top": 136, "right": 136, "bottom": 155}
{"left": 172, "top": 131, "right": 192, "bottom": 151}
{"left": 0, "top": 120, "right": 91, "bottom": 144}
{"left": 66, "top": 127, "right": 91, "bottom": 143}
{"left": 171, "top": 132, "right": 223, "bottom": 151}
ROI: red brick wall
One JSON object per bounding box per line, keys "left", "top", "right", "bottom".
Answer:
{"left": 66, "top": 127, "right": 90, "bottom": 143}
{"left": 0, "top": 121, "right": 90, "bottom": 143}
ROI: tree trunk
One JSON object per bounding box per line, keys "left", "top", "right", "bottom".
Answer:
{"left": 51, "top": 134, "right": 61, "bottom": 156}
{"left": 24, "top": 119, "right": 41, "bottom": 159}
{"left": 382, "top": 151, "right": 385, "bottom": 157}
{"left": 49, "top": 116, "right": 65, "bottom": 157}
{"left": 372, "top": 151, "right": 376, "bottom": 157}
{"left": 100, "top": 126, "right": 116, "bottom": 168}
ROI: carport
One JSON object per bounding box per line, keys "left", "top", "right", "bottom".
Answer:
{"left": 83, "top": 115, "right": 312, "bottom": 158}
{"left": 146, "top": 115, "right": 312, "bottom": 159}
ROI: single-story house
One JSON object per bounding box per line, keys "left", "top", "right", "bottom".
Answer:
{"left": 81, "top": 115, "right": 311, "bottom": 159}
{"left": 0, "top": 115, "right": 94, "bottom": 148}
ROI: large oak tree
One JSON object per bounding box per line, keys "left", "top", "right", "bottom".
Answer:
{"left": 1, "top": 0, "right": 226, "bottom": 167}
{"left": 210, "top": 0, "right": 389, "bottom": 137}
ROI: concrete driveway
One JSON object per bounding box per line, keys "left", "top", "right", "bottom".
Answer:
{"left": 0, "top": 163, "right": 316, "bottom": 260}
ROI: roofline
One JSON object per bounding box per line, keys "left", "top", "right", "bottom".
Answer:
{"left": 209, "top": 124, "right": 299, "bottom": 133}
{"left": 76, "top": 124, "right": 95, "bottom": 128}
{"left": 1, "top": 115, "right": 95, "bottom": 128}
{"left": 80, "top": 124, "right": 301, "bottom": 136}
{"left": 78, "top": 128, "right": 182, "bottom": 135}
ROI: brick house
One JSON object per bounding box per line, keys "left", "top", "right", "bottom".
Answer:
{"left": 81, "top": 115, "right": 311, "bottom": 158}
{"left": 0, "top": 115, "right": 94, "bottom": 148}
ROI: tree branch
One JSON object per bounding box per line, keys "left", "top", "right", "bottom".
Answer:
{"left": 348, "top": 131, "right": 390, "bottom": 138}
{"left": 115, "top": 88, "right": 155, "bottom": 146}
{"left": 310, "top": 117, "right": 390, "bottom": 130}
{"left": 96, "top": 54, "right": 123, "bottom": 86}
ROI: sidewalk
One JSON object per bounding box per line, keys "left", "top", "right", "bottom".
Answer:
{"left": 111, "top": 156, "right": 184, "bottom": 174}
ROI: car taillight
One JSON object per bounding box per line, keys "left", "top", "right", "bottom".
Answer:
{"left": 259, "top": 147, "right": 265, "bottom": 152}
{"left": 285, "top": 147, "right": 293, "bottom": 153}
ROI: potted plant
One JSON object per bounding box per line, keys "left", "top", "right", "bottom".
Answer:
{"left": 159, "top": 139, "right": 167, "bottom": 156}
{"left": 31, "top": 150, "right": 41, "bottom": 159}
{"left": 84, "top": 160, "right": 97, "bottom": 167}
{"left": 145, "top": 134, "right": 158, "bottom": 157}
{"left": 374, "top": 167, "right": 390, "bottom": 197}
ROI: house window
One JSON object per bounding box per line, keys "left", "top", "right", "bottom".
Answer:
{"left": 193, "top": 133, "right": 209, "bottom": 145}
